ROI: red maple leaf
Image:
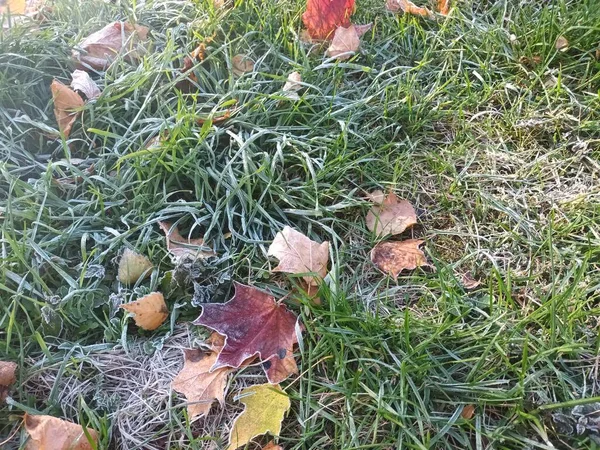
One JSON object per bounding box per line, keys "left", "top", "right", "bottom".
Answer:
{"left": 193, "top": 283, "right": 299, "bottom": 381}
{"left": 302, "top": 0, "right": 356, "bottom": 40}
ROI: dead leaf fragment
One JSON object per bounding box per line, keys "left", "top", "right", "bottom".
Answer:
{"left": 386, "top": 0, "right": 432, "bottom": 17}
{"left": 263, "top": 347, "right": 298, "bottom": 384}
{"left": 437, "top": 0, "right": 449, "bottom": 15}
{"left": 302, "top": 0, "right": 355, "bottom": 40}
{"left": 371, "top": 239, "right": 428, "bottom": 279}
{"left": 232, "top": 54, "right": 254, "bottom": 77}
{"left": 595, "top": 48, "right": 600, "bottom": 60}
{"left": 227, "top": 384, "right": 290, "bottom": 450}
{"left": 0, "top": 0, "right": 25, "bottom": 14}
{"left": 70, "top": 70, "right": 101, "bottom": 100}
{"left": 72, "top": 21, "right": 149, "bottom": 70}
{"left": 158, "top": 221, "right": 215, "bottom": 262}
{"left": 366, "top": 191, "right": 417, "bottom": 236}
{"left": 263, "top": 441, "right": 283, "bottom": 450}
{"left": 120, "top": 292, "right": 168, "bottom": 330}
{"left": 50, "top": 80, "right": 84, "bottom": 138}
{"left": 556, "top": 36, "right": 569, "bottom": 52}
{"left": 117, "top": 248, "right": 153, "bottom": 284}
{"left": 194, "top": 283, "right": 299, "bottom": 383}
{"left": 172, "top": 349, "right": 229, "bottom": 419}
{"left": 24, "top": 413, "right": 98, "bottom": 450}
{"left": 282, "top": 71, "right": 302, "bottom": 100}
{"left": 461, "top": 272, "right": 481, "bottom": 290}
{"left": 326, "top": 24, "right": 372, "bottom": 60}
{"left": 268, "top": 226, "right": 329, "bottom": 286}
{"left": 0, "top": 361, "right": 17, "bottom": 402}
{"left": 461, "top": 404, "right": 475, "bottom": 419}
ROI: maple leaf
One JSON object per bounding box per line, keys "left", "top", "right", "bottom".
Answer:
{"left": 227, "top": 383, "right": 291, "bottom": 450}
{"left": 386, "top": 0, "right": 432, "bottom": 17}
{"left": 70, "top": 70, "right": 101, "bottom": 100}
{"left": 50, "top": 80, "right": 84, "bottom": 138}
{"left": 24, "top": 413, "right": 98, "bottom": 450}
{"left": 0, "top": 361, "right": 17, "bottom": 402}
{"left": 172, "top": 349, "right": 229, "bottom": 419}
{"left": 117, "top": 248, "right": 153, "bottom": 284}
{"left": 267, "top": 226, "right": 329, "bottom": 286}
{"left": 193, "top": 283, "right": 299, "bottom": 382}
{"left": 302, "top": 0, "right": 355, "bottom": 40}
{"left": 365, "top": 191, "right": 417, "bottom": 236}
{"left": 72, "top": 21, "right": 149, "bottom": 70}
{"left": 158, "top": 221, "right": 216, "bottom": 262}
{"left": 437, "top": 0, "right": 449, "bottom": 15}
{"left": 120, "top": 292, "right": 168, "bottom": 330}
{"left": 326, "top": 23, "right": 372, "bottom": 60}
{"left": 370, "top": 239, "right": 429, "bottom": 279}
{"left": 262, "top": 347, "right": 298, "bottom": 384}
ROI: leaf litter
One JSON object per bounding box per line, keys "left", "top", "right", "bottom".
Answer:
{"left": 121, "top": 292, "right": 168, "bottom": 331}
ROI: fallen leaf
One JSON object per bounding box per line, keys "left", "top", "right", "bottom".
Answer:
{"left": 72, "top": 21, "right": 149, "bottom": 70}
{"left": 24, "top": 413, "right": 98, "bottom": 450}
{"left": 326, "top": 24, "right": 372, "bottom": 60}
{"left": 50, "top": 80, "right": 84, "bottom": 138}
{"left": 121, "top": 292, "right": 167, "bottom": 330}
{"left": 262, "top": 347, "right": 298, "bottom": 384}
{"left": 232, "top": 54, "right": 254, "bottom": 77}
{"left": 194, "top": 283, "right": 299, "bottom": 383}
{"left": 227, "top": 384, "right": 290, "bottom": 450}
{"left": 70, "top": 70, "right": 101, "bottom": 100}
{"left": 282, "top": 71, "right": 302, "bottom": 100}
{"left": 556, "top": 36, "right": 569, "bottom": 51}
{"left": 596, "top": 48, "right": 600, "bottom": 60}
{"left": 366, "top": 189, "right": 386, "bottom": 204}
{"left": 267, "top": 226, "right": 329, "bottom": 286}
{"left": 0, "top": 0, "right": 25, "bottom": 14}
{"left": 158, "top": 221, "right": 216, "bottom": 262}
{"left": 519, "top": 55, "right": 542, "bottom": 67}
{"left": 386, "top": 0, "right": 432, "bottom": 17}
{"left": 262, "top": 441, "right": 283, "bottom": 450}
{"left": 461, "top": 404, "right": 475, "bottom": 419}
{"left": 370, "top": 239, "right": 428, "bottom": 279}
{"left": 366, "top": 191, "right": 417, "bottom": 236}
{"left": 437, "top": 0, "right": 449, "bottom": 15}
{"left": 172, "top": 349, "right": 229, "bottom": 419}
{"left": 461, "top": 272, "right": 481, "bottom": 290}
{"left": 302, "top": 0, "right": 355, "bottom": 40}
{"left": 0, "top": 361, "right": 17, "bottom": 402}
{"left": 117, "top": 248, "right": 153, "bottom": 284}
{"left": 295, "top": 280, "right": 321, "bottom": 305}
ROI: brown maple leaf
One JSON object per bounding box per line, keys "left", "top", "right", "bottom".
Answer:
{"left": 302, "top": 0, "right": 355, "bottom": 40}
{"left": 370, "top": 239, "right": 429, "bottom": 279}
{"left": 193, "top": 283, "right": 299, "bottom": 383}
{"left": 172, "top": 349, "right": 229, "bottom": 419}
{"left": 24, "top": 413, "right": 98, "bottom": 450}
{"left": 157, "top": 221, "right": 215, "bottom": 262}
{"left": 267, "top": 226, "right": 329, "bottom": 286}
{"left": 366, "top": 191, "right": 417, "bottom": 236}
{"left": 0, "top": 361, "right": 16, "bottom": 402}
{"left": 50, "top": 80, "right": 84, "bottom": 138}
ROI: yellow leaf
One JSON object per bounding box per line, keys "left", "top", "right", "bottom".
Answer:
{"left": 0, "top": 0, "right": 26, "bottom": 14}
{"left": 117, "top": 248, "right": 153, "bottom": 284}
{"left": 24, "top": 413, "right": 98, "bottom": 450}
{"left": 227, "top": 384, "right": 290, "bottom": 450}
{"left": 120, "top": 292, "right": 168, "bottom": 331}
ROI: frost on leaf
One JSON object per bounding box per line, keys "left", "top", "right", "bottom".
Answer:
{"left": 24, "top": 413, "right": 98, "bottom": 450}
{"left": 70, "top": 70, "right": 101, "bottom": 100}
{"left": 120, "top": 292, "right": 168, "bottom": 331}
{"left": 158, "top": 221, "right": 215, "bottom": 262}
{"left": 302, "top": 0, "right": 355, "bottom": 40}
{"left": 386, "top": 0, "right": 432, "bottom": 17}
{"left": 370, "top": 239, "right": 429, "bottom": 279}
{"left": 117, "top": 248, "right": 153, "bottom": 284}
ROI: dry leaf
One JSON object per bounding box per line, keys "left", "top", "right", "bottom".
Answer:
{"left": 282, "top": 71, "right": 302, "bottom": 100}
{"left": 366, "top": 189, "right": 386, "bottom": 204}
{"left": 386, "top": 0, "right": 432, "bottom": 17}
{"left": 194, "top": 283, "right": 299, "bottom": 383}
{"left": 302, "top": 0, "right": 355, "bottom": 40}
{"left": 366, "top": 191, "right": 417, "bottom": 236}
{"left": 232, "top": 54, "right": 254, "bottom": 77}
{"left": 267, "top": 226, "right": 329, "bottom": 286}
{"left": 326, "top": 24, "right": 372, "bottom": 60}
{"left": 519, "top": 55, "right": 542, "bottom": 67}
{"left": 24, "top": 413, "right": 98, "bottom": 450}
{"left": 556, "top": 36, "right": 569, "bottom": 52}
{"left": 295, "top": 280, "right": 321, "bottom": 305}
{"left": 461, "top": 272, "right": 481, "bottom": 290}
{"left": 437, "top": 0, "right": 449, "bottom": 15}
{"left": 172, "top": 349, "right": 229, "bottom": 419}
{"left": 50, "top": 80, "right": 84, "bottom": 138}
{"left": 70, "top": 70, "right": 101, "bottom": 100}
{"left": 227, "top": 384, "right": 290, "bottom": 450}
{"left": 262, "top": 347, "right": 298, "bottom": 384}
{"left": 596, "top": 48, "right": 600, "bottom": 60}
{"left": 370, "top": 239, "right": 428, "bottom": 279}
{"left": 263, "top": 441, "right": 283, "bottom": 450}
{"left": 158, "top": 221, "right": 215, "bottom": 262}
{"left": 461, "top": 404, "right": 475, "bottom": 419}
{"left": 0, "top": 0, "right": 25, "bottom": 14}
{"left": 120, "top": 292, "right": 168, "bottom": 330}
{"left": 72, "top": 21, "right": 149, "bottom": 70}
{"left": 0, "top": 361, "right": 17, "bottom": 402}
{"left": 117, "top": 248, "right": 153, "bottom": 284}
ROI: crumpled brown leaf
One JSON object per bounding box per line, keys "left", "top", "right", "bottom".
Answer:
{"left": 370, "top": 239, "right": 429, "bottom": 279}
{"left": 386, "top": 0, "right": 432, "bottom": 17}
{"left": 232, "top": 54, "right": 254, "bottom": 77}
{"left": 326, "top": 23, "right": 372, "bottom": 60}
{"left": 117, "top": 248, "right": 153, "bottom": 284}
{"left": 24, "top": 413, "right": 98, "bottom": 450}
{"left": 70, "top": 70, "right": 101, "bottom": 100}
{"left": 157, "top": 221, "right": 215, "bottom": 262}
{"left": 50, "top": 80, "right": 84, "bottom": 138}
{"left": 366, "top": 191, "right": 417, "bottom": 236}
{"left": 0, "top": 361, "right": 17, "bottom": 402}
{"left": 72, "top": 21, "right": 149, "bottom": 70}
{"left": 267, "top": 226, "right": 329, "bottom": 286}
{"left": 120, "top": 292, "right": 168, "bottom": 331}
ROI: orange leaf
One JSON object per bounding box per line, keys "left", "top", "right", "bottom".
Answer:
{"left": 24, "top": 414, "right": 98, "bottom": 450}
{"left": 437, "top": 0, "right": 449, "bottom": 15}
{"left": 461, "top": 404, "right": 475, "bottom": 419}
{"left": 0, "top": 361, "right": 17, "bottom": 402}
{"left": 302, "top": 0, "right": 355, "bottom": 40}
{"left": 370, "top": 239, "right": 429, "bottom": 279}
{"left": 120, "top": 292, "right": 168, "bottom": 331}
{"left": 386, "top": 0, "right": 432, "bottom": 17}
{"left": 50, "top": 80, "right": 84, "bottom": 138}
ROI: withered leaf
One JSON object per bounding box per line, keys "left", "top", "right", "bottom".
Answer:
{"left": 232, "top": 54, "right": 254, "bottom": 77}
{"left": 437, "top": 0, "right": 449, "bottom": 15}
{"left": 0, "top": 361, "right": 17, "bottom": 402}
{"left": 371, "top": 239, "right": 428, "bottom": 279}
{"left": 282, "top": 71, "right": 302, "bottom": 100}
{"left": 263, "top": 347, "right": 298, "bottom": 385}
{"left": 556, "top": 36, "right": 569, "bottom": 52}
{"left": 326, "top": 23, "right": 371, "bottom": 60}
{"left": 267, "top": 226, "right": 329, "bottom": 286}
{"left": 50, "top": 80, "right": 84, "bottom": 138}
{"left": 366, "top": 191, "right": 417, "bottom": 236}
{"left": 72, "top": 21, "right": 149, "bottom": 70}
{"left": 70, "top": 70, "right": 101, "bottom": 100}
{"left": 386, "top": 0, "right": 432, "bottom": 17}
{"left": 117, "top": 248, "right": 153, "bottom": 284}
{"left": 263, "top": 442, "right": 284, "bottom": 450}
{"left": 194, "top": 283, "right": 299, "bottom": 383}
{"left": 172, "top": 349, "right": 229, "bottom": 419}
{"left": 120, "top": 292, "right": 168, "bottom": 330}
{"left": 24, "top": 413, "right": 98, "bottom": 450}
{"left": 302, "top": 0, "right": 355, "bottom": 40}
{"left": 461, "top": 272, "right": 481, "bottom": 290}
{"left": 461, "top": 404, "right": 475, "bottom": 419}
{"left": 158, "top": 221, "right": 215, "bottom": 262}
{"left": 227, "top": 384, "right": 290, "bottom": 450}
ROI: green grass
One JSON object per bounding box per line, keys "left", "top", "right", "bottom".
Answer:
{"left": 1, "top": 0, "right": 600, "bottom": 448}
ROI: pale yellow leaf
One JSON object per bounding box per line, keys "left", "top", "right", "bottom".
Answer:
{"left": 0, "top": 0, "right": 26, "bottom": 14}
{"left": 117, "top": 248, "right": 153, "bottom": 284}
{"left": 24, "top": 414, "right": 98, "bottom": 450}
